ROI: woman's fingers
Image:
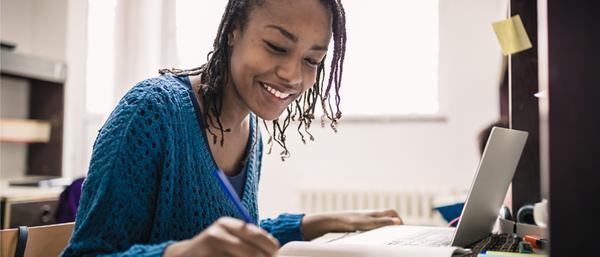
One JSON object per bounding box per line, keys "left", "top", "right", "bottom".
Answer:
{"left": 208, "top": 224, "right": 265, "bottom": 257}
{"left": 347, "top": 209, "right": 404, "bottom": 231}
{"left": 370, "top": 209, "right": 401, "bottom": 219}
{"left": 373, "top": 216, "right": 403, "bottom": 226}
{"left": 353, "top": 217, "right": 393, "bottom": 231}
{"left": 370, "top": 209, "right": 404, "bottom": 224}
{"left": 217, "top": 217, "right": 280, "bottom": 256}
{"left": 183, "top": 217, "right": 279, "bottom": 257}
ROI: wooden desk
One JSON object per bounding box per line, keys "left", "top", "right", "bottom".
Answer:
{"left": 0, "top": 181, "right": 63, "bottom": 229}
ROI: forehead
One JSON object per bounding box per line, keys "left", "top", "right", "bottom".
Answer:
{"left": 246, "top": 0, "right": 332, "bottom": 43}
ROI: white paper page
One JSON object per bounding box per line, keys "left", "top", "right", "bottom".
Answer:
{"left": 332, "top": 225, "right": 455, "bottom": 246}
{"left": 279, "top": 241, "right": 462, "bottom": 257}
{"left": 311, "top": 232, "right": 363, "bottom": 243}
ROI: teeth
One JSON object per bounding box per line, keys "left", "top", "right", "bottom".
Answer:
{"left": 262, "top": 82, "right": 290, "bottom": 100}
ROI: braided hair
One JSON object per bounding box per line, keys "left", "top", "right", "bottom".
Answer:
{"left": 160, "top": 0, "right": 346, "bottom": 161}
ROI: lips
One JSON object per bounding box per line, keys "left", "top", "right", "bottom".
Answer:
{"left": 259, "top": 81, "right": 297, "bottom": 100}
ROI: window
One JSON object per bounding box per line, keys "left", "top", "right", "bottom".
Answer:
{"left": 86, "top": 1, "right": 439, "bottom": 117}
{"left": 341, "top": 0, "right": 439, "bottom": 115}
{"left": 175, "top": 0, "right": 440, "bottom": 116}
{"left": 175, "top": 0, "right": 223, "bottom": 69}
{"left": 85, "top": 0, "right": 117, "bottom": 115}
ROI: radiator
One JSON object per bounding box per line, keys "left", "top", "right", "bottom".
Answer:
{"left": 298, "top": 188, "right": 466, "bottom": 225}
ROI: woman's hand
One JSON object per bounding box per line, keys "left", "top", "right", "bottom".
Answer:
{"left": 164, "top": 217, "right": 280, "bottom": 257}
{"left": 301, "top": 209, "right": 404, "bottom": 241}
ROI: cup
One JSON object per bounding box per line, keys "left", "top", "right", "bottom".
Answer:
{"left": 533, "top": 199, "right": 548, "bottom": 228}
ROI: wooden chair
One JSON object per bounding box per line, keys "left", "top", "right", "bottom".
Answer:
{"left": 0, "top": 223, "right": 74, "bottom": 257}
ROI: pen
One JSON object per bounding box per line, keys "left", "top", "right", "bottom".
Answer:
{"left": 213, "top": 168, "right": 253, "bottom": 223}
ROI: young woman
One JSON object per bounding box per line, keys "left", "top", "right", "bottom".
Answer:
{"left": 62, "top": 1, "right": 402, "bottom": 256}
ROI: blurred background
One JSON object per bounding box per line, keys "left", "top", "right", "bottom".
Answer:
{"left": 0, "top": 0, "right": 508, "bottom": 226}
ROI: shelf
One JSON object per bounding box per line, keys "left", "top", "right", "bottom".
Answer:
{"left": 0, "top": 49, "right": 66, "bottom": 83}
{"left": 0, "top": 50, "right": 65, "bottom": 177}
{"left": 0, "top": 119, "right": 51, "bottom": 143}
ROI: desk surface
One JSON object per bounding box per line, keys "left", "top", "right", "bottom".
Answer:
{"left": 0, "top": 179, "right": 62, "bottom": 201}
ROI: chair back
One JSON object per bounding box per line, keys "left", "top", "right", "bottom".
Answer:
{"left": 0, "top": 223, "right": 74, "bottom": 257}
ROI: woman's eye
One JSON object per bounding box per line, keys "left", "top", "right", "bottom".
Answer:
{"left": 265, "top": 41, "right": 287, "bottom": 53}
{"left": 305, "top": 58, "right": 320, "bottom": 66}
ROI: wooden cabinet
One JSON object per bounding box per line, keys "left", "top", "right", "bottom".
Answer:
{"left": 2, "top": 198, "right": 59, "bottom": 229}
{"left": 0, "top": 43, "right": 68, "bottom": 228}
{"left": 0, "top": 182, "right": 62, "bottom": 229}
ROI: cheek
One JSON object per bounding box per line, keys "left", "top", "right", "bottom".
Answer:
{"left": 301, "top": 70, "right": 319, "bottom": 92}
{"left": 229, "top": 49, "right": 244, "bottom": 83}
{"left": 230, "top": 62, "right": 254, "bottom": 94}
{"left": 232, "top": 51, "right": 271, "bottom": 86}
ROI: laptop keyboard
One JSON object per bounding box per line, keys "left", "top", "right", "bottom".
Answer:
{"left": 385, "top": 229, "right": 453, "bottom": 247}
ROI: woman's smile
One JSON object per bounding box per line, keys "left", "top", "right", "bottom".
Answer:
{"left": 258, "top": 80, "right": 297, "bottom": 107}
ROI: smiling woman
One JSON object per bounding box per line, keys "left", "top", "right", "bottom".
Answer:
{"left": 61, "top": 1, "right": 403, "bottom": 257}
{"left": 166, "top": 0, "right": 346, "bottom": 160}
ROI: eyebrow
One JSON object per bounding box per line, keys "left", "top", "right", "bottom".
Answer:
{"left": 265, "top": 24, "right": 328, "bottom": 52}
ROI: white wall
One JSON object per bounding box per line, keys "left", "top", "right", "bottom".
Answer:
{"left": 258, "top": 0, "right": 507, "bottom": 218}
{"left": 0, "top": 0, "right": 68, "bottom": 61}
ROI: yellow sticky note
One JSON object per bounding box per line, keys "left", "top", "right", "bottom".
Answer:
{"left": 492, "top": 15, "right": 533, "bottom": 55}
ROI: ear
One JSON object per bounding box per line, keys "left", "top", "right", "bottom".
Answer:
{"left": 228, "top": 27, "right": 241, "bottom": 47}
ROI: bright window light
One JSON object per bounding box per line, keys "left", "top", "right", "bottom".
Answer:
{"left": 341, "top": 0, "right": 439, "bottom": 115}
{"left": 175, "top": 0, "right": 439, "bottom": 116}
{"left": 175, "top": 0, "right": 223, "bottom": 68}
{"left": 85, "top": 0, "right": 117, "bottom": 115}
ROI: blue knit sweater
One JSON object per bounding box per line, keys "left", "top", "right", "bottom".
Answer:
{"left": 61, "top": 75, "right": 305, "bottom": 257}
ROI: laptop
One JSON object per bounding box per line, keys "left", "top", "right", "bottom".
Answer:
{"left": 329, "top": 127, "right": 529, "bottom": 248}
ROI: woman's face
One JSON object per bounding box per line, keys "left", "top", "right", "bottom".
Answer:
{"left": 228, "top": 0, "right": 332, "bottom": 120}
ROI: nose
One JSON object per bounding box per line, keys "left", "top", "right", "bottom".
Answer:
{"left": 275, "top": 58, "right": 302, "bottom": 86}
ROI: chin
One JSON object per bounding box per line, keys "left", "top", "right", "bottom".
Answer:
{"left": 254, "top": 109, "right": 286, "bottom": 121}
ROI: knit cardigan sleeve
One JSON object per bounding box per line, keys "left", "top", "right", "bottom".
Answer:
{"left": 260, "top": 213, "right": 306, "bottom": 245}
{"left": 61, "top": 81, "right": 174, "bottom": 257}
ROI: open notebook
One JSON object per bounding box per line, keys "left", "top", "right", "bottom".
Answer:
{"left": 279, "top": 229, "right": 470, "bottom": 257}
{"left": 278, "top": 239, "right": 470, "bottom": 257}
